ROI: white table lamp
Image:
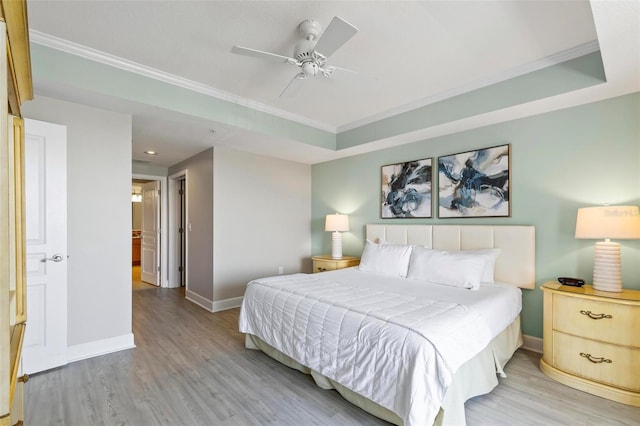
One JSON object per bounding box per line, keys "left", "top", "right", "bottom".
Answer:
{"left": 325, "top": 213, "right": 349, "bottom": 259}
{"left": 575, "top": 205, "right": 640, "bottom": 292}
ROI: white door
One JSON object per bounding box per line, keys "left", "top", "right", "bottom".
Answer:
{"left": 141, "top": 181, "right": 160, "bottom": 285}
{"left": 22, "top": 118, "right": 68, "bottom": 374}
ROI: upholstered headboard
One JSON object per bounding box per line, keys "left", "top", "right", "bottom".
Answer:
{"left": 366, "top": 224, "right": 536, "bottom": 289}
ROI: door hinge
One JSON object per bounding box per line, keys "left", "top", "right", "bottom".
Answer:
{"left": 157, "top": 266, "right": 161, "bottom": 272}
{"left": 178, "top": 189, "right": 184, "bottom": 195}
{"left": 179, "top": 227, "right": 184, "bottom": 234}
{"left": 178, "top": 266, "right": 184, "bottom": 272}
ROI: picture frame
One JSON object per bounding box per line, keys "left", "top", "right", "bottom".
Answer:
{"left": 437, "top": 144, "right": 510, "bottom": 218}
{"left": 381, "top": 158, "right": 432, "bottom": 218}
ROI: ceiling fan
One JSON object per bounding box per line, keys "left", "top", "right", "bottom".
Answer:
{"left": 231, "top": 16, "right": 358, "bottom": 97}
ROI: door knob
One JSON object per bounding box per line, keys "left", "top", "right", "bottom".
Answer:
{"left": 44, "top": 254, "right": 64, "bottom": 263}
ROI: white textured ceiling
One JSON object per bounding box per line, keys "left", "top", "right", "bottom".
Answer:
{"left": 25, "top": 1, "right": 640, "bottom": 166}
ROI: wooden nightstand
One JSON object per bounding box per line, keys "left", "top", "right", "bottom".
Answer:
{"left": 311, "top": 255, "right": 360, "bottom": 273}
{"left": 540, "top": 281, "right": 640, "bottom": 406}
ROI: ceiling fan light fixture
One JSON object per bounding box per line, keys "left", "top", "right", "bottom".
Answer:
{"left": 301, "top": 61, "right": 319, "bottom": 77}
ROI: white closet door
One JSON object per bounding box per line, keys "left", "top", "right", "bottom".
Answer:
{"left": 141, "top": 181, "right": 160, "bottom": 285}
{"left": 22, "top": 118, "right": 68, "bottom": 374}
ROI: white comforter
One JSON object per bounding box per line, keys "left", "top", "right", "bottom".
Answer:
{"left": 238, "top": 268, "right": 521, "bottom": 426}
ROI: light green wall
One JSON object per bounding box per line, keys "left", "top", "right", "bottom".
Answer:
{"left": 337, "top": 52, "right": 605, "bottom": 149}
{"left": 31, "top": 43, "right": 604, "bottom": 154}
{"left": 31, "top": 43, "right": 336, "bottom": 150}
{"left": 312, "top": 92, "right": 640, "bottom": 339}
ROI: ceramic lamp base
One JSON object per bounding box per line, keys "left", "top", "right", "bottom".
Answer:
{"left": 592, "top": 241, "right": 622, "bottom": 292}
{"left": 331, "top": 231, "right": 343, "bottom": 259}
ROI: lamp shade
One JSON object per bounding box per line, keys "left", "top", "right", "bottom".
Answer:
{"left": 325, "top": 214, "right": 349, "bottom": 232}
{"left": 575, "top": 206, "right": 640, "bottom": 239}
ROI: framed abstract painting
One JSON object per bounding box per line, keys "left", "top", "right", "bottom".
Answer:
{"left": 437, "top": 144, "right": 510, "bottom": 218}
{"left": 381, "top": 158, "right": 432, "bottom": 218}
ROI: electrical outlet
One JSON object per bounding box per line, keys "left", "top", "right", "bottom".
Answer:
{"left": 278, "top": 266, "right": 284, "bottom": 275}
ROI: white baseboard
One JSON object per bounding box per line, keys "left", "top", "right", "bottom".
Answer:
{"left": 186, "top": 291, "right": 243, "bottom": 313}
{"left": 212, "top": 296, "right": 243, "bottom": 312}
{"left": 67, "top": 333, "right": 136, "bottom": 363}
{"left": 522, "top": 334, "right": 543, "bottom": 353}
{"left": 186, "top": 290, "right": 214, "bottom": 312}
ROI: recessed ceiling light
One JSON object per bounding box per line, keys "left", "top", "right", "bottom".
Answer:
{"left": 144, "top": 150, "right": 157, "bottom": 155}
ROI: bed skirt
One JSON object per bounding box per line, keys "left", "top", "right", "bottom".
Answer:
{"left": 244, "top": 315, "right": 522, "bottom": 426}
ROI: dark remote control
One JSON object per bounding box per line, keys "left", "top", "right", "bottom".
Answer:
{"left": 557, "top": 277, "right": 585, "bottom": 287}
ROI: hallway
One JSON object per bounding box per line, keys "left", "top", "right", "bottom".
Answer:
{"left": 131, "top": 265, "right": 155, "bottom": 291}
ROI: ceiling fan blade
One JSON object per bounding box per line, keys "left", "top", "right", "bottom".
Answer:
{"left": 279, "top": 73, "right": 306, "bottom": 98}
{"left": 331, "top": 65, "right": 357, "bottom": 74}
{"left": 313, "top": 16, "right": 358, "bottom": 58}
{"left": 231, "top": 45, "right": 296, "bottom": 64}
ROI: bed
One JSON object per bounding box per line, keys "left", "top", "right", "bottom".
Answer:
{"left": 239, "top": 224, "right": 535, "bottom": 425}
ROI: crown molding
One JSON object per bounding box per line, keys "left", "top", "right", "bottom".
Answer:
{"left": 29, "top": 30, "right": 600, "bottom": 139}
{"left": 29, "top": 30, "right": 337, "bottom": 133}
{"left": 337, "top": 40, "right": 601, "bottom": 133}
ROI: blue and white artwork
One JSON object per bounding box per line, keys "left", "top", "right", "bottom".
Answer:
{"left": 381, "top": 158, "right": 432, "bottom": 218}
{"left": 438, "top": 144, "right": 510, "bottom": 218}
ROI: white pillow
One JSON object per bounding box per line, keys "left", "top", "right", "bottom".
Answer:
{"left": 460, "top": 248, "right": 501, "bottom": 283}
{"left": 406, "top": 247, "right": 487, "bottom": 290}
{"left": 358, "top": 241, "right": 413, "bottom": 277}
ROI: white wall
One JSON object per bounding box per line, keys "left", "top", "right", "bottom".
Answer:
{"left": 132, "top": 162, "right": 167, "bottom": 177}
{"left": 23, "top": 96, "right": 133, "bottom": 349}
{"left": 169, "top": 148, "right": 214, "bottom": 302}
{"left": 168, "top": 145, "right": 311, "bottom": 309}
{"left": 213, "top": 146, "right": 311, "bottom": 301}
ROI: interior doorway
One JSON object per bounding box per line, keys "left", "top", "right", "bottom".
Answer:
{"left": 178, "top": 177, "right": 186, "bottom": 287}
{"left": 131, "top": 174, "right": 168, "bottom": 288}
{"left": 131, "top": 179, "right": 154, "bottom": 287}
{"left": 168, "top": 170, "right": 188, "bottom": 290}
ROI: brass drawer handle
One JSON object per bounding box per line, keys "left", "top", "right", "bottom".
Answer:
{"left": 580, "top": 310, "right": 612, "bottom": 320}
{"left": 580, "top": 352, "right": 612, "bottom": 364}
{"left": 18, "top": 373, "right": 29, "bottom": 383}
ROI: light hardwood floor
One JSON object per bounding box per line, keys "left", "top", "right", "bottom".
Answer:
{"left": 25, "top": 286, "right": 639, "bottom": 425}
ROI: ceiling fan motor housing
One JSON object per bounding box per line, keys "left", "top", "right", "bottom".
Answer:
{"left": 294, "top": 19, "right": 323, "bottom": 66}
{"left": 293, "top": 38, "right": 317, "bottom": 62}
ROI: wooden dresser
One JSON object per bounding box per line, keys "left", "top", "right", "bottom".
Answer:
{"left": 311, "top": 255, "right": 360, "bottom": 273}
{"left": 540, "top": 281, "right": 640, "bottom": 407}
{"left": 132, "top": 235, "right": 141, "bottom": 265}
{"left": 0, "top": 1, "right": 33, "bottom": 425}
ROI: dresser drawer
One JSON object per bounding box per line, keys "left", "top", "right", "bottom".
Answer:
{"left": 312, "top": 256, "right": 360, "bottom": 273}
{"left": 553, "top": 294, "right": 640, "bottom": 347}
{"left": 553, "top": 331, "right": 640, "bottom": 392}
{"left": 313, "top": 259, "right": 339, "bottom": 272}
